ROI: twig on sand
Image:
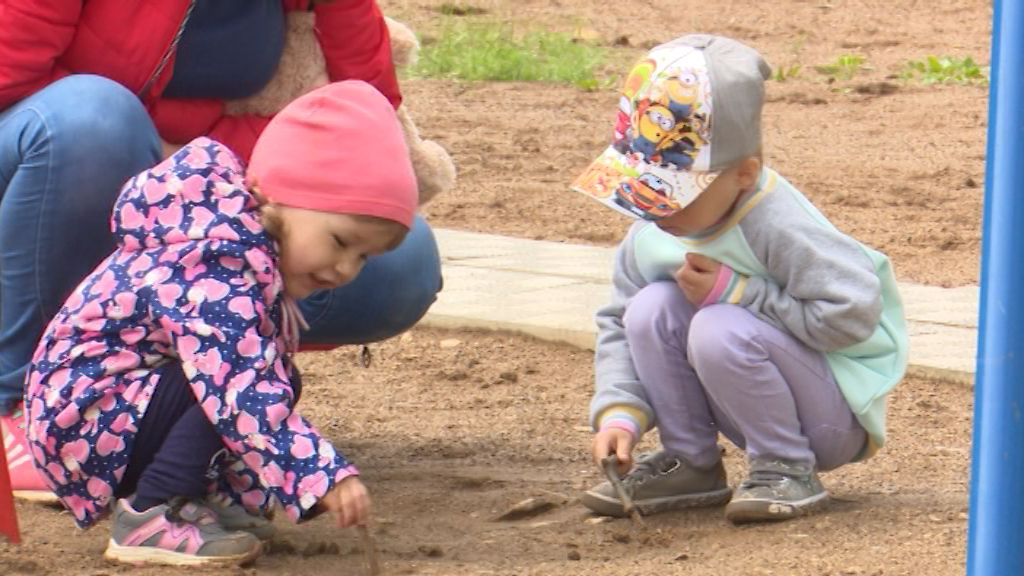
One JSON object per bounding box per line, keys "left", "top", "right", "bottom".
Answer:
{"left": 600, "top": 455, "right": 646, "bottom": 527}
{"left": 358, "top": 524, "right": 381, "bottom": 576}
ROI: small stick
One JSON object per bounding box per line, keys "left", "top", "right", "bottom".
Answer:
{"left": 358, "top": 524, "right": 381, "bottom": 576}
{"left": 600, "top": 455, "right": 645, "bottom": 526}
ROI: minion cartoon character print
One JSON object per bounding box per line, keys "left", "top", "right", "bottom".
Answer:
{"left": 571, "top": 43, "right": 719, "bottom": 221}
{"left": 618, "top": 57, "right": 711, "bottom": 170}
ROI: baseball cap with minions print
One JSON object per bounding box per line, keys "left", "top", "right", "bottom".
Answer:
{"left": 571, "top": 34, "right": 771, "bottom": 221}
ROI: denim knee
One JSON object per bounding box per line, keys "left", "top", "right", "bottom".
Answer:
{"left": 18, "top": 75, "right": 160, "bottom": 162}
{"left": 14, "top": 76, "right": 160, "bottom": 215}
{"left": 371, "top": 216, "right": 442, "bottom": 336}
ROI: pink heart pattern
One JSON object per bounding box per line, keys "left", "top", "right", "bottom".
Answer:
{"left": 25, "top": 138, "right": 354, "bottom": 529}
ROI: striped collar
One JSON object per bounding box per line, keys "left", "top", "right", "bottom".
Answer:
{"left": 679, "top": 168, "right": 778, "bottom": 245}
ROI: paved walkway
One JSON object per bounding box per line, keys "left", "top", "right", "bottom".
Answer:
{"left": 421, "top": 228, "right": 978, "bottom": 385}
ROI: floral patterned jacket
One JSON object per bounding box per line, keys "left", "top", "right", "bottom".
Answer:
{"left": 25, "top": 138, "right": 356, "bottom": 528}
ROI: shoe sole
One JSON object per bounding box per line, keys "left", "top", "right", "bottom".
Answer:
{"left": 581, "top": 486, "right": 733, "bottom": 518}
{"left": 725, "top": 490, "right": 830, "bottom": 524}
{"left": 103, "top": 539, "right": 263, "bottom": 567}
{"left": 12, "top": 490, "right": 60, "bottom": 505}
{"left": 228, "top": 523, "right": 276, "bottom": 541}
{"left": 6, "top": 425, "right": 60, "bottom": 505}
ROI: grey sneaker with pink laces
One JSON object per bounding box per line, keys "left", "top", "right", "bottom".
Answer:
{"left": 104, "top": 497, "right": 263, "bottom": 566}
{"left": 205, "top": 492, "right": 276, "bottom": 541}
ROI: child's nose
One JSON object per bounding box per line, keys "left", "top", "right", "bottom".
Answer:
{"left": 332, "top": 255, "right": 363, "bottom": 287}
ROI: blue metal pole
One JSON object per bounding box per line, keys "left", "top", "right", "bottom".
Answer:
{"left": 967, "top": 0, "right": 1024, "bottom": 573}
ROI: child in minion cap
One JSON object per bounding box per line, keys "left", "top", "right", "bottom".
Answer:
{"left": 573, "top": 34, "right": 768, "bottom": 221}
{"left": 24, "top": 80, "right": 419, "bottom": 567}
{"left": 573, "top": 35, "right": 908, "bottom": 524}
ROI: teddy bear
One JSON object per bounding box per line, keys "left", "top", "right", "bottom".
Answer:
{"left": 225, "top": 13, "right": 456, "bottom": 205}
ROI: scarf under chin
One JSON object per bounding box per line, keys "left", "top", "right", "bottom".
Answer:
{"left": 280, "top": 295, "right": 310, "bottom": 353}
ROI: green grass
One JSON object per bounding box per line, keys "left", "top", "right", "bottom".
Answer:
{"left": 900, "top": 56, "right": 989, "bottom": 85}
{"left": 814, "top": 54, "right": 869, "bottom": 81}
{"left": 436, "top": 3, "right": 488, "bottom": 16}
{"left": 772, "top": 64, "right": 802, "bottom": 82}
{"left": 771, "top": 36, "right": 806, "bottom": 83}
{"left": 411, "top": 20, "right": 607, "bottom": 90}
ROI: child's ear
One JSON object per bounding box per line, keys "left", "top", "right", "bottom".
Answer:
{"left": 260, "top": 202, "right": 285, "bottom": 239}
{"left": 247, "top": 179, "right": 269, "bottom": 205}
{"left": 736, "top": 156, "right": 762, "bottom": 190}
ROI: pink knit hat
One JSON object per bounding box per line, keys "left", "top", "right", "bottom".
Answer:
{"left": 248, "top": 81, "right": 417, "bottom": 228}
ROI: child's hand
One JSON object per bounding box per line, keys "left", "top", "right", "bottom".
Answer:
{"left": 675, "top": 253, "right": 722, "bottom": 306}
{"left": 321, "top": 476, "right": 372, "bottom": 528}
{"left": 592, "top": 428, "right": 635, "bottom": 475}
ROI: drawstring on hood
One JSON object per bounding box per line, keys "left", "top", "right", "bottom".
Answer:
{"left": 280, "top": 296, "right": 310, "bottom": 353}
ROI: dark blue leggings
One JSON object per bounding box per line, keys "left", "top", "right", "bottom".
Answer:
{"left": 116, "top": 364, "right": 221, "bottom": 505}
{"left": 117, "top": 363, "right": 302, "bottom": 507}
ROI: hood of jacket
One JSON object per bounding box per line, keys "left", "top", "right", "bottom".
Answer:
{"left": 111, "top": 137, "right": 272, "bottom": 255}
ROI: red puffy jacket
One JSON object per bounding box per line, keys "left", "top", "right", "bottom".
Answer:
{"left": 0, "top": 0, "right": 401, "bottom": 160}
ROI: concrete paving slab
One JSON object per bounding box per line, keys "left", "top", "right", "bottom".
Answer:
{"left": 423, "top": 228, "right": 980, "bottom": 384}
{"left": 433, "top": 228, "right": 614, "bottom": 282}
{"left": 900, "top": 284, "right": 979, "bottom": 328}
{"left": 906, "top": 321, "right": 977, "bottom": 381}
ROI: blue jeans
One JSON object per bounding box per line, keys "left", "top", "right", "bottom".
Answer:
{"left": 0, "top": 75, "right": 442, "bottom": 414}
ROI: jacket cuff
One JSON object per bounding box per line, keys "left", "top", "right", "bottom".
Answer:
{"left": 700, "top": 264, "right": 748, "bottom": 307}
{"left": 595, "top": 405, "right": 648, "bottom": 440}
{"left": 293, "top": 463, "right": 359, "bottom": 522}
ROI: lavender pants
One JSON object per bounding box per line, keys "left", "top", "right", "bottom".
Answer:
{"left": 623, "top": 282, "right": 866, "bottom": 471}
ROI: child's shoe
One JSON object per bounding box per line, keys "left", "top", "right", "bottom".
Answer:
{"left": 725, "top": 459, "right": 828, "bottom": 524}
{"left": 1, "top": 402, "right": 58, "bottom": 504}
{"left": 205, "top": 492, "right": 276, "bottom": 541}
{"left": 104, "top": 498, "right": 263, "bottom": 566}
{"left": 581, "top": 450, "right": 732, "bottom": 517}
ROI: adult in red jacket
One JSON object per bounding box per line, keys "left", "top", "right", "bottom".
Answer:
{"left": 0, "top": 0, "right": 403, "bottom": 158}
{"left": 0, "top": 0, "right": 442, "bottom": 500}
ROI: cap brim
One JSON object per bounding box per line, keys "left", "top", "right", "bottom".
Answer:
{"left": 571, "top": 146, "right": 719, "bottom": 221}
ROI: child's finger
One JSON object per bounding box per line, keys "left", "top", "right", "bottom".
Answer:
{"left": 335, "top": 504, "right": 352, "bottom": 528}
{"left": 677, "top": 268, "right": 703, "bottom": 293}
{"left": 591, "top": 433, "right": 613, "bottom": 463}
{"left": 685, "top": 252, "right": 718, "bottom": 272}
{"left": 338, "top": 506, "right": 355, "bottom": 529}
{"left": 615, "top": 444, "right": 632, "bottom": 474}
{"left": 354, "top": 495, "right": 371, "bottom": 527}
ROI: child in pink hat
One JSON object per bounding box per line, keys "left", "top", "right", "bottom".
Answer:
{"left": 23, "top": 80, "right": 417, "bottom": 566}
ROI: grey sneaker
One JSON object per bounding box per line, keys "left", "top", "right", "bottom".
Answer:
{"left": 104, "top": 498, "right": 263, "bottom": 566}
{"left": 725, "top": 459, "right": 829, "bottom": 524}
{"left": 205, "top": 493, "right": 276, "bottom": 541}
{"left": 581, "top": 450, "right": 732, "bottom": 517}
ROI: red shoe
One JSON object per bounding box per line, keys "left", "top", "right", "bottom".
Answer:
{"left": 1, "top": 403, "right": 58, "bottom": 504}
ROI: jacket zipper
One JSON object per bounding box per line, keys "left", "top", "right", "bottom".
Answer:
{"left": 137, "top": 0, "right": 197, "bottom": 100}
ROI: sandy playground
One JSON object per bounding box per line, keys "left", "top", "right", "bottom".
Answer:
{"left": 1, "top": 0, "right": 988, "bottom": 574}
